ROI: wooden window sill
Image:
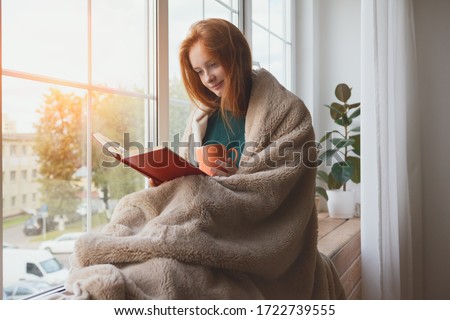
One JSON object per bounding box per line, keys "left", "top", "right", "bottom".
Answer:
{"left": 317, "top": 212, "right": 361, "bottom": 299}
{"left": 31, "top": 212, "right": 362, "bottom": 300}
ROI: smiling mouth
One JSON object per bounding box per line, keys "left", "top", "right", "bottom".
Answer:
{"left": 211, "top": 81, "right": 223, "bottom": 90}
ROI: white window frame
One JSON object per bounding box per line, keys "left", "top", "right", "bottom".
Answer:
{"left": 1, "top": 0, "right": 296, "bottom": 293}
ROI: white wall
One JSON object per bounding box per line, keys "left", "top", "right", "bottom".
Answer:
{"left": 296, "top": 0, "right": 450, "bottom": 299}
{"left": 295, "top": 0, "right": 361, "bottom": 210}
{"left": 414, "top": 0, "right": 450, "bottom": 299}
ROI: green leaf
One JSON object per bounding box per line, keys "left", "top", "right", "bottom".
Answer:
{"left": 331, "top": 162, "right": 354, "bottom": 185}
{"left": 335, "top": 114, "right": 352, "bottom": 127}
{"left": 324, "top": 103, "right": 345, "bottom": 120}
{"left": 350, "top": 134, "right": 360, "bottom": 155}
{"left": 327, "top": 172, "right": 343, "bottom": 190}
{"left": 348, "top": 103, "right": 360, "bottom": 109}
{"left": 318, "top": 149, "right": 339, "bottom": 162}
{"left": 346, "top": 156, "right": 361, "bottom": 184}
{"left": 317, "top": 170, "right": 329, "bottom": 183}
{"left": 331, "top": 138, "right": 355, "bottom": 149}
{"left": 349, "top": 107, "right": 360, "bottom": 120}
{"left": 335, "top": 83, "right": 351, "bottom": 103}
{"left": 349, "top": 126, "right": 360, "bottom": 133}
{"left": 319, "top": 130, "right": 343, "bottom": 143}
{"left": 316, "top": 186, "right": 328, "bottom": 201}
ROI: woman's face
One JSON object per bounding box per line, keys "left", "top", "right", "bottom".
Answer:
{"left": 189, "top": 42, "right": 226, "bottom": 97}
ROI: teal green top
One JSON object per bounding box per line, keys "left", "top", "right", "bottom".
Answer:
{"left": 202, "top": 110, "right": 246, "bottom": 167}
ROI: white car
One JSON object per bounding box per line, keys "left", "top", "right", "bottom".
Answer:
{"left": 4, "top": 280, "right": 53, "bottom": 300}
{"left": 3, "top": 242, "right": 18, "bottom": 249}
{"left": 38, "top": 232, "right": 84, "bottom": 254}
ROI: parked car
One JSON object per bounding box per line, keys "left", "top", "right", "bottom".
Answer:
{"left": 4, "top": 280, "right": 53, "bottom": 300}
{"left": 23, "top": 216, "right": 57, "bottom": 236}
{"left": 3, "top": 242, "right": 18, "bottom": 249}
{"left": 38, "top": 232, "right": 84, "bottom": 254}
{"left": 3, "top": 248, "right": 69, "bottom": 287}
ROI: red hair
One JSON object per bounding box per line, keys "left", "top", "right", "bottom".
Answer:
{"left": 179, "top": 18, "right": 253, "bottom": 117}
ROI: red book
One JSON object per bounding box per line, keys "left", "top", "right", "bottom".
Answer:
{"left": 93, "top": 132, "right": 206, "bottom": 186}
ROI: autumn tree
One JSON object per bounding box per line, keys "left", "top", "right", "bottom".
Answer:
{"left": 91, "top": 92, "right": 145, "bottom": 202}
{"left": 34, "top": 88, "right": 83, "bottom": 221}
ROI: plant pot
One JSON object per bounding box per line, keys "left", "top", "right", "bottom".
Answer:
{"left": 315, "top": 196, "right": 320, "bottom": 212}
{"left": 326, "top": 189, "right": 356, "bottom": 219}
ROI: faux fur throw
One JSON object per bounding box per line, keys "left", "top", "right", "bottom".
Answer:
{"left": 63, "top": 69, "right": 345, "bottom": 300}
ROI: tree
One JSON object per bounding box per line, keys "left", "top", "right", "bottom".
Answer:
{"left": 91, "top": 92, "right": 145, "bottom": 201}
{"left": 169, "top": 76, "right": 192, "bottom": 141}
{"left": 34, "top": 88, "right": 83, "bottom": 221}
{"left": 34, "top": 87, "right": 149, "bottom": 223}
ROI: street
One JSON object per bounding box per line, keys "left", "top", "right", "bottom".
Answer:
{"left": 4, "top": 224, "right": 79, "bottom": 269}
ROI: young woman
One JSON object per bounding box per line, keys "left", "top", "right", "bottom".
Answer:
{"left": 65, "top": 18, "right": 345, "bottom": 300}
{"left": 178, "top": 18, "right": 253, "bottom": 177}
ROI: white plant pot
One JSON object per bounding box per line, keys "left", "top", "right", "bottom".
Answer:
{"left": 326, "top": 189, "right": 356, "bottom": 219}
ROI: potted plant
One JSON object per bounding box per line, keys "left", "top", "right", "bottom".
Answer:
{"left": 316, "top": 83, "right": 360, "bottom": 219}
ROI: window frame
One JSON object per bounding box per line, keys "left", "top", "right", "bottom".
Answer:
{"left": 1, "top": 0, "right": 296, "bottom": 294}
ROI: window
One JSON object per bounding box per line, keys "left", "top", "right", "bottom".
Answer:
{"left": 40, "top": 258, "right": 64, "bottom": 274}
{"left": 167, "top": 0, "right": 240, "bottom": 142}
{"left": 2, "top": 0, "right": 294, "bottom": 297}
{"left": 26, "top": 263, "right": 43, "bottom": 278}
{"left": 251, "top": 0, "right": 292, "bottom": 89}
{"left": 3, "top": 0, "right": 156, "bottom": 295}
{"left": 10, "top": 145, "right": 16, "bottom": 156}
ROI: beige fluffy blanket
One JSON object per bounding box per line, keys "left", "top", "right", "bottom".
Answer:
{"left": 64, "top": 69, "right": 345, "bottom": 299}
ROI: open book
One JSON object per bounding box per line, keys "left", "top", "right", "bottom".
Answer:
{"left": 92, "top": 132, "right": 206, "bottom": 186}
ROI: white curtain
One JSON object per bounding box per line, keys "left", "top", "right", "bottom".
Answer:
{"left": 361, "top": 0, "right": 423, "bottom": 299}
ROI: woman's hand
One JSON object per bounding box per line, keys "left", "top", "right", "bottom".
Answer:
{"left": 148, "top": 178, "right": 157, "bottom": 187}
{"left": 210, "top": 158, "right": 238, "bottom": 177}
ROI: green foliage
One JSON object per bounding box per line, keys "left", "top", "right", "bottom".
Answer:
{"left": 316, "top": 83, "right": 361, "bottom": 198}
{"left": 34, "top": 88, "right": 147, "bottom": 221}
{"left": 34, "top": 89, "right": 83, "bottom": 220}
{"left": 33, "top": 77, "right": 192, "bottom": 220}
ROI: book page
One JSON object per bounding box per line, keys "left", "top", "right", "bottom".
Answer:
{"left": 92, "top": 132, "right": 125, "bottom": 158}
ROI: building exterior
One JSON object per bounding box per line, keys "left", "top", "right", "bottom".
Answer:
{"left": 2, "top": 133, "right": 42, "bottom": 218}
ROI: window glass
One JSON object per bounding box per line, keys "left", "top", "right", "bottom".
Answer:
{"left": 251, "top": 0, "right": 292, "bottom": 89}
{"left": 252, "top": 24, "right": 270, "bottom": 68}
{"left": 204, "top": 0, "right": 233, "bottom": 20}
{"left": 16, "top": 287, "right": 33, "bottom": 296}
{"left": 167, "top": 0, "right": 238, "bottom": 143}
{"left": 2, "top": 0, "right": 88, "bottom": 82}
{"left": 92, "top": 0, "right": 147, "bottom": 93}
{"left": 91, "top": 93, "right": 146, "bottom": 224}
{"left": 2, "top": 0, "right": 154, "bottom": 298}
{"left": 168, "top": 0, "right": 203, "bottom": 142}
{"left": 252, "top": 0, "right": 269, "bottom": 26}
{"left": 2, "top": 0, "right": 293, "bottom": 299}
{"left": 2, "top": 76, "right": 87, "bottom": 233}
{"left": 26, "top": 263, "right": 43, "bottom": 277}
{"left": 40, "top": 258, "right": 64, "bottom": 274}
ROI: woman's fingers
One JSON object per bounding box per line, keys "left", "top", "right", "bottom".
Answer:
{"left": 211, "top": 159, "right": 238, "bottom": 177}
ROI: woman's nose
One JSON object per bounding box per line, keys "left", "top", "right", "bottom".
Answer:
{"left": 205, "top": 71, "right": 215, "bottom": 83}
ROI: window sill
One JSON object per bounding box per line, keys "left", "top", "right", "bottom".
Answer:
{"left": 30, "top": 212, "right": 362, "bottom": 300}
{"left": 317, "top": 212, "right": 361, "bottom": 299}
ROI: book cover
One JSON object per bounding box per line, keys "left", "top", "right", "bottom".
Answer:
{"left": 92, "top": 132, "right": 206, "bottom": 185}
